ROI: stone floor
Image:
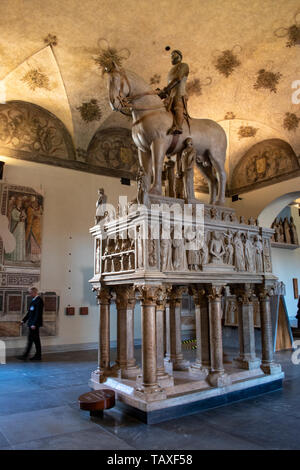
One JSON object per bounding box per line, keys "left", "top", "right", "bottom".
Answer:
{"left": 0, "top": 347, "right": 299, "bottom": 450}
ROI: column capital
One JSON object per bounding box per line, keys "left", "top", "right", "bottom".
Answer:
{"left": 189, "top": 285, "right": 206, "bottom": 306}
{"left": 233, "top": 283, "right": 254, "bottom": 304}
{"left": 97, "top": 287, "right": 112, "bottom": 305}
{"left": 114, "top": 285, "right": 136, "bottom": 309}
{"left": 156, "top": 284, "right": 171, "bottom": 309}
{"left": 207, "top": 284, "right": 224, "bottom": 301}
{"left": 256, "top": 284, "right": 275, "bottom": 300}
{"left": 169, "top": 285, "right": 186, "bottom": 304}
{"left": 137, "top": 284, "right": 163, "bottom": 306}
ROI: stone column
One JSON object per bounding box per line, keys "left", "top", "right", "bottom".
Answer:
{"left": 92, "top": 287, "right": 111, "bottom": 383}
{"left": 189, "top": 286, "right": 208, "bottom": 378}
{"left": 114, "top": 285, "right": 140, "bottom": 379}
{"left": 257, "top": 285, "right": 282, "bottom": 375}
{"left": 167, "top": 286, "right": 189, "bottom": 370}
{"left": 135, "top": 285, "right": 167, "bottom": 401}
{"left": 156, "top": 286, "right": 174, "bottom": 387}
{"left": 207, "top": 285, "right": 231, "bottom": 387}
{"left": 233, "top": 284, "right": 261, "bottom": 370}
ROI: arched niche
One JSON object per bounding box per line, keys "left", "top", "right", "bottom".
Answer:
{"left": 230, "top": 139, "right": 300, "bottom": 195}
{"left": 86, "top": 127, "right": 139, "bottom": 180}
{"left": 0, "top": 100, "right": 76, "bottom": 162}
{"left": 258, "top": 191, "right": 300, "bottom": 227}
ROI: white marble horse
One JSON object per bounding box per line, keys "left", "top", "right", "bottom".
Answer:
{"left": 107, "top": 64, "right": 227, "bottom": 205}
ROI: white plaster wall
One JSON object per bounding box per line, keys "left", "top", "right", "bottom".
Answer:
{"left": 0, "top": 157, "right": 141, "bottom": 351}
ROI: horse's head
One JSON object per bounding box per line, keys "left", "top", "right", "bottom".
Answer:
{"left": 107, "top": 63, "right": 131, "bottom": 112}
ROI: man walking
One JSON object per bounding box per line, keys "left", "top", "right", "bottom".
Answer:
{"left": 18, "top": 287, "right": 43, "bottom": 361}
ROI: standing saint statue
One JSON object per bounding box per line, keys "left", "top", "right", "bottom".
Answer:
{"left": 137, "top": 167, "right": 150, "bottom": 207}
{"left": 253, "top": 235, "right": 264, "bottom": 272}
{"left": 95, "top": 188, "right": 107, "bottom": 224}
{"left": 224, "top": 231, "right": 234, "bottom": 265}
{"left": 160, "top": 223, "right": 173, "bottom": 271}
{"left": 283, "top": 217, "right": 292, "bottom": 244}
{"left": 290, "top": 216, "right": 299, "bottom": 245}
{"left": 209, "top": 231, "right": 225, "bottom": 264}
{"left": 233, "top": 232, "right": 246, "bottom": 271}
{"left": 172, "top": 224, "right": 188, "bottom": 271}
{"left": 158, "top": 49, "right": 189, "bottom": 135}
{"left": 244, "top": 232, "right": 256, "bottom": 272}
{"left": 181, "top": 137, "right": 196, "bottom": 200}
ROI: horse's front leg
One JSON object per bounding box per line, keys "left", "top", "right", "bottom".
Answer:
{"left": 138, "top": 148, "right": 152, "bottom": 191}
{"left": 149, "top": 139, "right": 167, "bottom": 195}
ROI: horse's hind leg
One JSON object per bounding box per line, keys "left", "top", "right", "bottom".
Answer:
{"left": 197, "top": 164, "right": 217, "bottom": 205}
{"left": 138, "top": 148, "right": 152, "bottom": 191}
{"left": 209, "top": 150, "right": 226, "bottom": 206}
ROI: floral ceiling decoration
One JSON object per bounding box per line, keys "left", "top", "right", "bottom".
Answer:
{"left": 253, "top": 68, "right": 282, "bottom": 93}
{"left": 283, "top": 112, "right": 300, "bottom": 131}
{"left": 213, "top": 46, "right": 241, "bottom": 78}
{"left": 186, "top": 77, "right": 212, "bottom": 96}
{"left": 224, "top": 112, "right": 236, "bottom": 120}
{"left": 274, "top": 11, "right": 300, "bottom": 47}
{"left": 150, "top": 74, "right": 161, "bottom": 85}
{"left": 238, "top": 125, "right": 258, "bottom": 139}
{"left": 43, "top": 34, "right": 58, "bottom": 47}
{"left": 93, "top": 38, "right": 130, "bottom": 74}
{"left": 21, "top": 68, "right": 51, "bottom": 91}
{"left": 77, "top": 99, "right": 102, "bottom": 123}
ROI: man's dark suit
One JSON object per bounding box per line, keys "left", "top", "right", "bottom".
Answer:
{"left": 22, "top": 296, "right": 44, "bottom": 358}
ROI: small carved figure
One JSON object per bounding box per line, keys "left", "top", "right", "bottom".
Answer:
{"left": 136, "top": 225, "right": 144, "bottom": 268}
{"left": 253, "top": 235, "right": 263, "bottom": 272}
{"left": 263, "top": 238, "right": 272, "bottom": 272}
{"left": 283, "top": 217, "right": 292, "bottom": 244}
{"left": 181, "top": 137, "right": 196, "bottom": 200}
{"left": 248, "top": 216, "right": 255, "bottom": 226}
{"left": 278, "top": 219, "right": 285, "bottom": 243}
{"left": 160, "top": 224, "right": 173, "bottom": 271}
{"left": 224, "top": 231, "right": 234, "bottom": 265}
{"left": 172, "top": 225, "right": 188, "bottom": 270}
{"left": 95, "top": 188, "right": 107, "bottom": 224}
{"left": 95, "top": 240, "right": 101, "bottom": 274}
{"left": 137, "top": 167, "right": 150, "bottom": 207}
{"left": 233, "top": 231, "right": 246, "bottom": 271}
{"left": 201, "top": 231, "right": 210, "bottom": 266}
{"left": 185, "top": 225, "right": 200, "bottom": 270}
{"left": 209, "top": 231, "right": 225, "bottom": 263}
{"left": 244, "top": 232, "right": 256, "bottom": 272}
{"left": 290, "top": 216, "right": 299, "bottom": 245}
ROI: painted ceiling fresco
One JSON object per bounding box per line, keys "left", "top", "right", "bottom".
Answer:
{"left": 0, "top": 0, "right": 299, "bottom": 184}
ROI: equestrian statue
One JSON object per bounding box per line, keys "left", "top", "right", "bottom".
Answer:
{"left": 106, "top": 50, "right": 227, "bottom": 205}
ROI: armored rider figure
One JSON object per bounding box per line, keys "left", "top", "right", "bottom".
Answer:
{"left": 158, "top": 50, "right": 189, "bottom": 135}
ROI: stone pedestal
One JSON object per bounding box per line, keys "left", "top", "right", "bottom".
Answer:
{"left": 258, "top": 286, "right": 282, "bottom": 375}
{"left": 207, "top": 285, "right": 231, "bottom": 387}
{"left": 234, "top": 285, "right": 261, "bottom": 370}
{"left": 135, "top": 285, "right": 167, "bottom": 402}
{"left": 166, "top": 286, "right": 189, "bottom": 371}
{"left": 115, "top": 286, "right": 140, "bottom": 379}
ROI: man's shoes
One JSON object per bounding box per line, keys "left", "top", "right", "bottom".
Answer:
{"left": 30, "top": 356, "right": 42, "bottom": 361}
{"left": 16, "top": 355, "right": 27, "bottom": 361}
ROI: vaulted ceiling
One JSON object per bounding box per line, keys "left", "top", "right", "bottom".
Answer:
{"left": 0, "top": 0, "right": 299, "bottom": 173}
